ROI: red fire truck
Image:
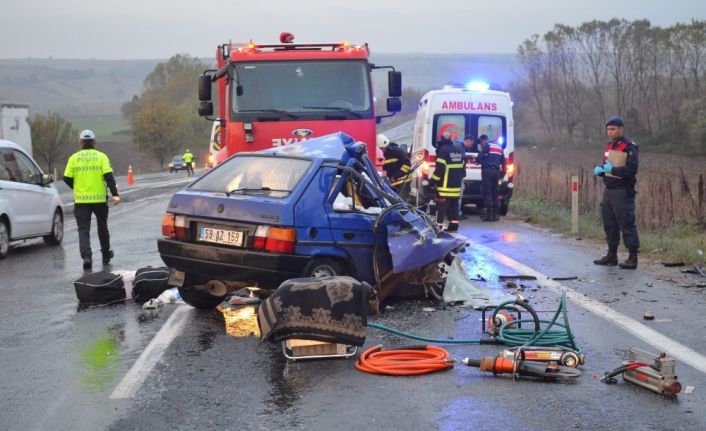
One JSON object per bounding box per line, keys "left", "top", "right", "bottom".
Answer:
{"left": 198, "top": 33, "right": 402, "bottom": 165}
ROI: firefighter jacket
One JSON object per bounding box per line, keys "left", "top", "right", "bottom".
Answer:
{"left": 382, "top": 143, "right": 412, "bottom": 186}
{"left": 476, "top": 142, "right": 505, "bottom": 170}
{"left": 431, "top": 141, "right": 465, "bottom": 198}
{"left": 601, "top": 137, "right": 639, "bottom": 190}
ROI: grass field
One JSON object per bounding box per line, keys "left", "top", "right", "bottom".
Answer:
{"left": 66, "top": 115, "right": 129, "bottom": 141}
{"left": 512, "top": 146, "right": 706, "bottom": 264}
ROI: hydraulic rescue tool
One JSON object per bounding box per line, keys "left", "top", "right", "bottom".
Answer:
{"left": 461, "top": 353, "right": 581, "bottom": 379}
{"left": 602, "top": 347, "right": 682, "bottom": 395}
{"left": 500, "top": 347, "right": 585, "bottom": 368}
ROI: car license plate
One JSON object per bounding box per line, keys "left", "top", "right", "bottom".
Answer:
{"left": 168, "top": 269, "right": 185, "bottom": 287}
{"left": 199, "top": 227, "right": 244, "bottom": 246}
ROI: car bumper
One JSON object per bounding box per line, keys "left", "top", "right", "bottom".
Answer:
{"left": 158, "top": 238, "right": 311, "bottom": 286}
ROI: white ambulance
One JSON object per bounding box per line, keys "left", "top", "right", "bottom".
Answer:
{"left": 410, "top": 83, "right": 515, "bottom": 215}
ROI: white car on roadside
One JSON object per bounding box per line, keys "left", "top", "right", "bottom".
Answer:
{"left": 0, "top": 139, "right": 64, "bottom": 258}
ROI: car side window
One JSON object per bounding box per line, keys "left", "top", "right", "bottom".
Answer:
{"left": 331, "top": 172, "right": 383, "bottom": 215}
{"left": 0, "top": 149, "right": 15, "bottom": 181}
{"left": 11, "top": 150, "right": 42, "bottom": 185}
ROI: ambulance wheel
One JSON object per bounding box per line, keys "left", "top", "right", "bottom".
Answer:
{"left": 178, "top": 283, "right": 226, "bottom": 309}
{"left": 303, "top": 258, "right": 347, "bottom": 279}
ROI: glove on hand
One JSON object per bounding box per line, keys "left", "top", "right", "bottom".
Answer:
{"left": 593, "top": 166, "right": 604, "bottom": 176}
{"left": 603, "top": 161, "right": 613, "bottom": 174}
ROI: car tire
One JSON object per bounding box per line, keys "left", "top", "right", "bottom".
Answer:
{"left": 303, "top": 258, "right": 347, "bottom": 279}
{"left": 0, "top": 219, "right": 9, "bottom": 259}
{"left": 43, "top": 209, "right": 64, "bottom": 245}
{"left": 178, "top": 284, "right": 226, "bottom": 309}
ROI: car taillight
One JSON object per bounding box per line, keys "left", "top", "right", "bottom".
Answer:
{"left": 421, "top": 149, "right": 436, "bottom": 179}
{"left": 253, "top": 225, "right": 269, "bottom": 249}
{"left": 162, "top": 214, "right": 188, "bottom": 239}
{"left": 265, "top": 227, "right": 296, "bottom": 253}
{"left": 162, "top": 214, "right": 175, "bottom": 238}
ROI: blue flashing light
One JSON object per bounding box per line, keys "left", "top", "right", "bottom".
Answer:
{"left": 466, "top": 81, "right": 490, "bottom": 92}
{"left": 498, "top": 136, "right": 505, "bottom": 145}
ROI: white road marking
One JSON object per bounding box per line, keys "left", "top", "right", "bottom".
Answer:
{"left": 110, "top": 306, "right": 190, "bottom": 399}
{"left": 467, "top": 239, "right": 706, "bottom": 375}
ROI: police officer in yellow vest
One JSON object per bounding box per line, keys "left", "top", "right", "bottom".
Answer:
{"left": 183, "top": 149, "right": 194, "bottom": 176}
{"left": 430, "top": 131, "right": 465, "bottom": 232}
{"left": 64, "top": 130, "right": 120, "bottom": 270}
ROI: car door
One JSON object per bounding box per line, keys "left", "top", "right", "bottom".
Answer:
{"left": 8, "top": 150, "right": 54, "bottom": 236}
{"left": 326, "top": 170, "right": 385, "bottom": 283}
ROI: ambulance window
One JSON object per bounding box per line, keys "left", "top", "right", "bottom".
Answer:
{"left": 434, "top": 115, "right": 466, "bottom": 143}
{"left": 478, "top": 116, "right": 503, "bottom": 145}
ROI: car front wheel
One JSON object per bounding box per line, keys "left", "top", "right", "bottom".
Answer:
{"left": 0, "top": 220, "right": 9, "bottom": 259}
{"left": 44, "top": 209, "right": 63, "bottom": 245}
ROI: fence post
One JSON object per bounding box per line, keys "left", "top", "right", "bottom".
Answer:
{"left": 571, "top": 175, "right": 579, "bottom": 234}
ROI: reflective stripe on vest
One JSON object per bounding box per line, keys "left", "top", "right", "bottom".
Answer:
{"left": 603, "top": 141, "right": 629, "bottom": 163}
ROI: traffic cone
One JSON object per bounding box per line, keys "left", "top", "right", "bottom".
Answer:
{"left": 127, "top": 164, "right": 134, "bottom": 186}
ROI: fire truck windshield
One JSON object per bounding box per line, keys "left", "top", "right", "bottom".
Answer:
{"left": 232, "top": 60, "right": 372, "bottom": 120}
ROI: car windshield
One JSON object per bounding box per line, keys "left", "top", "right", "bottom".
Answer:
{"left": 189, "top": 156, "right": 311, "bottom": 198}
{"left": 232, "top": 60, "right": 372, "bottom": 121}
{"left": 172, "top": 156, "right": 183, "bottom": 162}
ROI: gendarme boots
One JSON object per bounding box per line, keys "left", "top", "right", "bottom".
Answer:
{"left": 619, "top": 248, "right": 638, "bottom": 269}
{"left": 482, "top": 208, "right": 492, "bottom": 221}
{"left": 593, "top": 247, "right": 618, "bottom": 266}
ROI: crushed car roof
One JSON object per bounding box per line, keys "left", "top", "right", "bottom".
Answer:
{"left": 258, "top": 132, "right": 367, "bottom": 162}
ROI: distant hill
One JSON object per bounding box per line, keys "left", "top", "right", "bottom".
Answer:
{"left": 0, "top": 53, "right": 518, "bottom": 119}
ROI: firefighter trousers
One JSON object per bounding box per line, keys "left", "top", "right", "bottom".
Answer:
{"left": 74, "top": 203, "right": 111, "bottom": 259}
{"left": 481, "top": 167, "right": 502, "bottom": 209}
{"left": 436, "top": 197, "right": 460, "bottom": 225}
{"left": 601, "top": 188, "right": 640, "bottom": 250}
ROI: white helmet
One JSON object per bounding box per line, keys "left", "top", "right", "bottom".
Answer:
{"left": 376, "top": 134, "right": 389, "bottom": 149}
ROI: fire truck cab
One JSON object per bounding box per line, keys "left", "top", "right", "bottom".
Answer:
{"left": 198, "top": 33, "right": 401, "bottom": 167}
{"left": 410, "top": 83, "right": 515, "bottom": 215}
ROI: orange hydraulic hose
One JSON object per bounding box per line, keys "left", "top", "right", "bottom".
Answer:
{"left": 355, "top": 345, "right": 454, "bottom": 376}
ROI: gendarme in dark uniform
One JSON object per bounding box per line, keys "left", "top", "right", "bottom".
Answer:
{"left": 593, "top": 117, "right": 640, "bottom": 269}
{"left": 475, "top": 134, "right": 505, "bottom": 222}
{"left": 430, "top": 132, "right": 465, "bottom": 232}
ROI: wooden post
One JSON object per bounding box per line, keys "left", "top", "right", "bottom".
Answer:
{"left": 571, "top": 175, "right": 579, "bottom": 234}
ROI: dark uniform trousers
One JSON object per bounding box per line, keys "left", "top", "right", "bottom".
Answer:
{"left": 481, "top": 167, "right": 502, "bottom": 209}
{"left": 75, "top": 203, "right": 110, "bottom": 259}
{"left": 601, "top": 188, "right": 639, "bottom": 249}
{"left": 436, "top": 197, "right": 460, "bottom": 225}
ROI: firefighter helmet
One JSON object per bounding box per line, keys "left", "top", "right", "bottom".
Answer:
{"left": 376, "top": 134, "right": 389, "bottom": 149}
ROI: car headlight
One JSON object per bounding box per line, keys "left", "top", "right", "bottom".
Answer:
{"left": 169, "top": 163, "right": 174, "bottom": 167}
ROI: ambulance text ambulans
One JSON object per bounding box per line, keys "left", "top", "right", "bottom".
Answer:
{"left": 410, "top": 83, "right": 515, "bottom": 215}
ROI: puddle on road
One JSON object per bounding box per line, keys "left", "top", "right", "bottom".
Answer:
{"left": 218, "top": 305, "right": 260, "bottom": 338}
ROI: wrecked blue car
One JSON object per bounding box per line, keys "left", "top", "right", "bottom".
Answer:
{"left": 158, "top": 132, "right": 464, "bottom": 309}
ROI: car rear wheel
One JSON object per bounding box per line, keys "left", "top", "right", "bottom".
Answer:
{"left": 0, "top": 220, "right": 9, "bottom": 259}
{"left": 178, "top": 284, "right": 226, "bottom": 309}
{"left": 43, "top": 209, "right": 63, "bottom": 245}
{"left": 303, "top": 258, "right": 347, "bottom": 279}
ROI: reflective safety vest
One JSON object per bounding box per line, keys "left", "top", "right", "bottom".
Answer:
{"left": 382, "top": 144, "right": 412, "bottom": 186}
{"left": 64, "top": 149, "right": 113, "bottom": 203}
{"left": 431, "top": 142, "right": 465, "bottom": 198}
{"left": 183, "top": 151, "right": 194, "bottom": 164}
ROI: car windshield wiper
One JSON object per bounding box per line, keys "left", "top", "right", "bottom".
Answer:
{"left": 237, "top": 109, "right": 298, "bottom": 119}
{"left": 226, "top": 186, "right": 291, "bottom": 196}
{"left": 300, "top": 106, "right": 362, "bottom": 118}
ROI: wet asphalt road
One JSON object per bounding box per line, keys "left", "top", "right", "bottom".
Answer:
{"left": 1, "top": 171, "right": 706, "bottom": 431}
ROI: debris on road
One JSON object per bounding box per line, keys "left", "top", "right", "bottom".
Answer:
{"left": 74, "top": 271, "right": 126, "bottom": 306}
{"left": 685, "top": 386, "right": 694, "bottom": 394}
{"left": 551, "top": 276, "right": 578, "bottom": 281}
{"left": 661, "top": 262, "right": 685, "bottom": 267}
{"left": 442, "top": 257, "right": 513, "bottom": 307}
{"left": 422, "top": 307, "right": 435, "bottom": 313}
{"left": 643, "top": 310, "right": 655, "bottom": 320}
{"left": 229, "top": 295, "right": 261, "bottom": 305}
{"left": 499, "top": 275, "right": 537, "bottom": 281}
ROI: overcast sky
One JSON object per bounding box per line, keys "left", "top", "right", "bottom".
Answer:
{"left": 1, "top": 0, "right": 704, "bottom": 59}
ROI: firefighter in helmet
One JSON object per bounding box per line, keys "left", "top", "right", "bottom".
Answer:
{"left": 377, "top": 134, "right": 412, "bottom": 197}
{"left": 430, "top": 131, "right": 465, "bottom": 232}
